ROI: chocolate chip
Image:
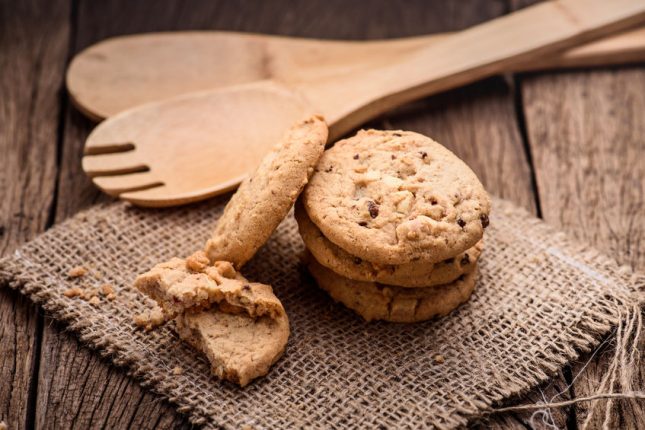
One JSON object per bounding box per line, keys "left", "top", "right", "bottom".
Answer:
{"left": 444, "top": 257, "right": 454, "bottom": 264}
{"left": 430, "top": 198, "right": 438, "bottom": 205}
{"left": 461, "top": 254, "right": 470, "bottom": 265}
{"left": 393, "top": 133, "right": 402, "bottom": 137}
{"left": 420, "top": 151, "right": 428, "bottom": 159}
{"left": 391, "top": 154, "right": 397, "bottom": 160}
{"left": 353, "top": 257, "right": 362, "bottom": 265}
{"left": 358, "top": 221, "right": 368, "bottom": 227}
{"left": 480, "top": 214, "right": 490, "bottom": 228}
{"left": 353, "top": 154, "right": 359, "bottom": 160}
{"left": 367, "top": 201, "right": 379, "bottom": 218}
{"left": 457, "top": 218, "right": 466, "bottom": 228}
{"left": 325, "top": 165, "right": 333, "bottom": 173}
{"left": 242, "top": 284, "right": 251, "bottom": 291}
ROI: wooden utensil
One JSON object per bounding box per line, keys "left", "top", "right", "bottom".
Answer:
{"left": 82, "top": 0, "right": 645, "bottom": 207}
{"left": 67, "top": 26, "right": 645, "bottom": 121}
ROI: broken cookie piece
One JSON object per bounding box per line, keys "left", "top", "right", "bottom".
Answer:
{"left": 175, "top": 308, "right": 289, "bottom": 387}
{"left": 134, "top": 250, "right": 291, "bottom": 386}
{"left": 134, "top": 251, "right": 284, "bottom": 320}
{"left": 133, "top": 306, "right": 165, "bottom": 331}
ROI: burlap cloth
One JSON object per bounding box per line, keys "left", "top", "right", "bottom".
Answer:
{"left": 0, "top": 195, "right": 642, "bottom": 429}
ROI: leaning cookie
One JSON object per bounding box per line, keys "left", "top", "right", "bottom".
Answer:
{"left": 306, "top": 256, "right": 477, "bottom": 323}
{"left": 205, "top": 115, "right": 328, "bottom": 268}
{"left": 176, "top": 307, "right": 290, "bottom": 387}
{"left": 303, "top": 129, "right": 490, "bottom": 265}
{"left": 296, "top": 200, "right": 482, "bottom": 288}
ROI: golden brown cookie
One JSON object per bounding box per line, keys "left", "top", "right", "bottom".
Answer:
{"left": 296, "top": 200, "right": 482, "bottom": 288}
{"left": 307, "top": 256, "right": 477, "bottom": 323}
{"left": 134, "top": 251, "right": 284, "bottom": 320}
{"left": 302, "top": 129, "right": 490, "bottom": 265}
{"left": 205, "top": 115, "right": 328, "bottom": 268}
{"left": 176, "top": 307, "right": 290, "bottom": 387}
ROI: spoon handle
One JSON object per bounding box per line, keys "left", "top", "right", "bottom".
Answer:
{"left": 301, "top": 0, "right": 645, "bottom": 139}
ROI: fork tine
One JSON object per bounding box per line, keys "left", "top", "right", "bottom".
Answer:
{"left": 92, "top": 171, "right": 162, "bottom": 196}
{"left": 82, "top": 152, "right": 147, "bottom": 176}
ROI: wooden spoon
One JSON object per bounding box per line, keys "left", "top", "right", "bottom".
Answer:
{"left": 83, "top": 0, "right": 645, "bottom": 207}
{"left": 67, "top": 26, "right": 645, "bottom": 121}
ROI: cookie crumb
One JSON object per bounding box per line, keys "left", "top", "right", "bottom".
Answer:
{"left": 68, "top": 266, "right": 87, "bottom": 278}
{"left": 88, "top": 296, "right": 100, "bottom": 306}
{"left": 241, "top": 425, "right": 254, "bottom": 430}
{"left": 172, "top": 366, "right": 183, "bottom": 375}
{"left": 81, "top": 288, "right": 99, "bottom": 301}
{"left": 133, "top": 307, "right": 165, "bottom": 331}
{"left": 0, "top": 420, "right": 7, "bottom": 430}
{"left": 433, "top": 354, "right": 445, "bottom": 364}
{"left": 106, "top": 293, "right": 117, "bottom": 301}
{"left": 99, "top": 284, "right": 115, "bottom": 296}
{"left": 214, "top": 261, "right": 236, "bottom": 279}
{"left": 186, "top": 251, "right": 209, "bottom": 272}
{"left": 63, "top": 287, "right": 83, "bottom": 298}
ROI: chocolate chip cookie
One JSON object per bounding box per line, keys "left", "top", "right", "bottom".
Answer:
{"left": 302, "top": 130, "right": 490, "bottom": 265}
{"left": 206, "top": 115, "right": 328, "bottom": 268}
{"left": 296, "top": 200, "right": 481, "bottom": 288}
{"left": 307, "top": 255, "right": 477, "bottom": 323}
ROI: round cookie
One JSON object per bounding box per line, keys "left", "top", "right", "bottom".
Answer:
{"left": 306, "top": 256, "right": 477, "bottom": 323}
{"left": 205, "top": 115, "right": 328, "bottom": 268}
{"left": 295, "top": 200, "right": 482, "bottom": 288}
{"left": 302, "top": 129, "right": 490, "bottom": 265}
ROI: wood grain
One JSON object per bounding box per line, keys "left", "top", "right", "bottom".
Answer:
{"left": 0, "top": 0, "right": 70, "bottom": 428}
{"left": 522, "top": 67, "right": 645, "bottom": 429}
{"left": 36, "top": 1, "right": 539, "bottom": 428}
{"left": 2, "top": 0, "right": 641, "bottom": 428}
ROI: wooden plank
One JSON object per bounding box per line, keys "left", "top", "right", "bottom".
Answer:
{"left": 522, "top": 67, "right": 645, "bottom": 429}
{"left": 38, "top": 1, "right": 541, "bottom": 429}
{"left": 0, "top": 0, "right": 70, "bottom": 428}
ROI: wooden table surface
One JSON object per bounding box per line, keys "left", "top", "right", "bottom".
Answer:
{"left": 1, "top": 1, "right": 643, "bottom": 429}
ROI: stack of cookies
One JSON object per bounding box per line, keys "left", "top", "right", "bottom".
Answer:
{"left": 297, "top": 130, "right": 491, "bottom": 323}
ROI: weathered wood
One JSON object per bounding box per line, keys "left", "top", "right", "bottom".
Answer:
{"left": 36, "top": 1, "right": 542, "bottom": 428}
{"left": 0, "top": 0, "right": 70, "bottom": 428}
{"left": 522, "top": 67, "right": 645, "bottom": 429}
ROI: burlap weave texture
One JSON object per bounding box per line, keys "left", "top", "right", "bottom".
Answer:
{"left": 0, "top": 196, "right": 642, "bottom": 429}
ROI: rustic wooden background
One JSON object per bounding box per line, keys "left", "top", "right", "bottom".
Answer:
{"left": 1, "top": 0, "right": 643, "bottom": 428}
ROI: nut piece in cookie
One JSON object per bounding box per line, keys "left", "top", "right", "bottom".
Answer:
{"left": 306, "top": 255, "right": 477, "bottom": 323}
{"left": 303, "top": 129, "right": 491, "bottom": 265}
{"left": 175, "top": 307, "right": 290, "bottom": 387}
{"left": 134, "top": 251, "right": 284, "bottom": 320}
{"left": 205, "top": 115, "right": 328, "bottom": 268}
